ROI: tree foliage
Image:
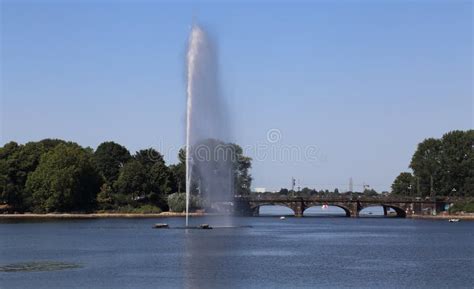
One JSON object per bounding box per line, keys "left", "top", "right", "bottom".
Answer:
{"left": 0, "top": 138, "right": 252, "bottom": 213}
{"left": 94, "top": 141, "right": 131, "bottom": 184}
{"left": 26, "top": 143, "right": 102, "bottom": 212}
{"left": 393, "top": 130, "right": 473, "bottom": 197}
{"left": 115, "top": 160, "right": 148, "bottom": 200}
{"left": 168, "top": 148, "right": 186, "bottom": 193}
{"left": 231, "top": 143, "right": 252, "bottom": 195}
{"left": 0, "top": 139, "right": 66, "bottom": 210}
{"left": 187, "top": 140, "right": 252, "bottom": 200}
{"left": 391, "top": 172, "right": 415, "bottom": 195}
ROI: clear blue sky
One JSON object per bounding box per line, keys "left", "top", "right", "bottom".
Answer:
{"left": 1, "top": 0, "right": 472, "bottom": 192}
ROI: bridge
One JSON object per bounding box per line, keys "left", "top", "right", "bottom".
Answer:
{"left": 234, "top": 195, "right": 450, "bottom": 218}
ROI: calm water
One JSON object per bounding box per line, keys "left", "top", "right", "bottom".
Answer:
{"left": 1, "top": 212, "right": 473, "bottom": 289}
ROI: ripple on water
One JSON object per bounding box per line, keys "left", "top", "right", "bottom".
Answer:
{"left": 0, "top": 261, "right": 82, "bottom": 272}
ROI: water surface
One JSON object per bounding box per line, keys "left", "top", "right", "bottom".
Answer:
{"left": 1, "top": 216, "right": 473, "bottom": 289}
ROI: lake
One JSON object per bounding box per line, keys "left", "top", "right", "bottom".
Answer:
{"left": 1, "top": 211, "right": 473, "bottom": 289}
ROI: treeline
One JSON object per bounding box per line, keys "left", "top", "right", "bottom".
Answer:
{"left": 391, "top": 130, "right": 473, "bottom": 197}
{"left": 0, "top": 139, "right": 252, "bottom": 213}
{"left": 255, "top": 187, "right": 382, "bottom": 197}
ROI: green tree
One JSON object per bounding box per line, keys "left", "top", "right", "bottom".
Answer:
{"left": 231, "top": 143, "right": 252, "bottom": 196}
{"left": 134, "top": 148, "right": 164, "bottom": 168}
{"left": 26, "top": 143, "right": 102, "bottom": 212}
{"left": 0, "top": 142, "right": 22, "bottom": 209}
{"left": 362, "top": 188, "right": 378, "bottom": 196}
{"left": 410, "top": 138, "right": 443, "bottom": 196}
{"left": 94, "top": 141, "right": 131, "bottom": 184}
{"left": 438, "top": 130, "right": 473, "bottom": 196}
{"left": 300, "top": 187, "right": 312, "bottom": 196}
{"left": 96, "top": 183, "right": 114, "bottom": 210}
{"left": 169, "top": 148, "right": 186, "bottom": 193}
{"left": 114, "top": 149, "right": 173, "bottom": 210}
{"left": 0, "top": 139, "right": 66, "bottom": 211}
{"left": 149, "top": 162, "right": 172, "bottom": 194}
{"left": 148, "top": 161, "right": 173, "bottom": 209}
{"left": 174, "top": 142, "right": 252, "bottom": 198}
{"left": 114, "top": 160, "right": 148, "bottom": 202}
{"left": 396, "top": 130, "right": 473, "bottom": 197}
{"left": 391, "top": 172, "right": 415, "bottom": 195}
{"left": 279, "top": 188, "right": 289, "bottom": 195}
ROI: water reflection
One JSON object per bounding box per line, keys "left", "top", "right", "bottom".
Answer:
{"left": 183, "top": 216, "right": 242, "bottom": 289}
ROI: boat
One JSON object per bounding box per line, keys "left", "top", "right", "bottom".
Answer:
{"left": 198, "top": 224, "right": 213, "bottom": 229}
{"left": 153, "top": 223, "right": 169, "bottom": 229}
{"left": 280, "top": 216, "right": 286, "bottom": 220}
{"left": 448, "top": 218, "right": 460, "bottom": 223}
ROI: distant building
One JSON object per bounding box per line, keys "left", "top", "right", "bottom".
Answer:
{"left": 254, "top": 187, "right": 266, "bottom": 193}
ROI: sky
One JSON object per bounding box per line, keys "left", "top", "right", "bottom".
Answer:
{"left": 1, "top": 0, "right": 472, "bottom": 192}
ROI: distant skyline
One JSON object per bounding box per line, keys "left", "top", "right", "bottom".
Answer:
{"left": 1, "top": 0, "right": 472, "bottom": 192}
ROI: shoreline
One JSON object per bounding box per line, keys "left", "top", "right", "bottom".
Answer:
{"left": 408, "top": 214, "right": 474, "bottom": 220}
{"left": 0, "top": 212, "right": 207, "bottom": 219}
{"left": 0, "top": 212, "right": 473, "bottom": 220}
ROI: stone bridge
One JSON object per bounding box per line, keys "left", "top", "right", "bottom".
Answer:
{"left": 234, "top": 195, "right": 449, "bottom": 218}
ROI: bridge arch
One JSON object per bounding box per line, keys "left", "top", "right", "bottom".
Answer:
{"left": 359, "top": 204, "right": 406, "bottom": 218}
{"left": 250, "top": 203, "right": 296, "bottom": 216}
{"left": 383, "top": 205, "right": 407, "bottom": 218}
{"left": 303, "top": 203, "right": 351, "bottom": 217}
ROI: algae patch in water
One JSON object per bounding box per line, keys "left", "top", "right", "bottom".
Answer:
{"left": 0, "top": 261, "right": 82, "bottom": 272}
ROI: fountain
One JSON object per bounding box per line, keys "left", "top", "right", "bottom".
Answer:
{"left": 185, "top": 25, "right": 233, "bottom": 227}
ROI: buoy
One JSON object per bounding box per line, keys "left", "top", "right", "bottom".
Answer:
{"left": 280, "top": 216, "right": 286, "bottom": 220}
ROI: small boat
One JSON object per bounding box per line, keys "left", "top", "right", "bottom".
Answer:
{"left": 153, "top": 223, "right": 169, "bottom": 229}
{"left": 448, "top": 218, "right": 460, "bottom": 223}
{"left": 280, "top": 216, "right": 286, "bottom": 220}
{"left": 198, "top": 224, "right": 213, "bottom": 229}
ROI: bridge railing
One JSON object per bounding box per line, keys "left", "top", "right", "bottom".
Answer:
{"left": 236, "top": 194, "right": 454, "bottom": 203}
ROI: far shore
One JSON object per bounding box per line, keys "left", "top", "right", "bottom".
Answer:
{"left": 1, "top": 212, "right": 473, "bottom": 220}
{"left": 0, "top": 212, "right": 207, "bottom": 219}
{"left": 408, "top": 214, "right": 474, "bottom": 220}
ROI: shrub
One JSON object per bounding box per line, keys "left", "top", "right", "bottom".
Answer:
{"left": 167, "top": 193, "right": 202, "bottom": 212}
{"left": 449, "top": 201, "right": 474, "bottom": 213}
{"left": 133, "top": 204, "right": 162, "bottom": 214}
{"left": 114, "top": 204, "right": 162, "bottom": 214}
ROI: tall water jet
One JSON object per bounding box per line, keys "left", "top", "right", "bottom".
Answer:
{"left": 185, "top": 25, "right": 233, "bottom": 227}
